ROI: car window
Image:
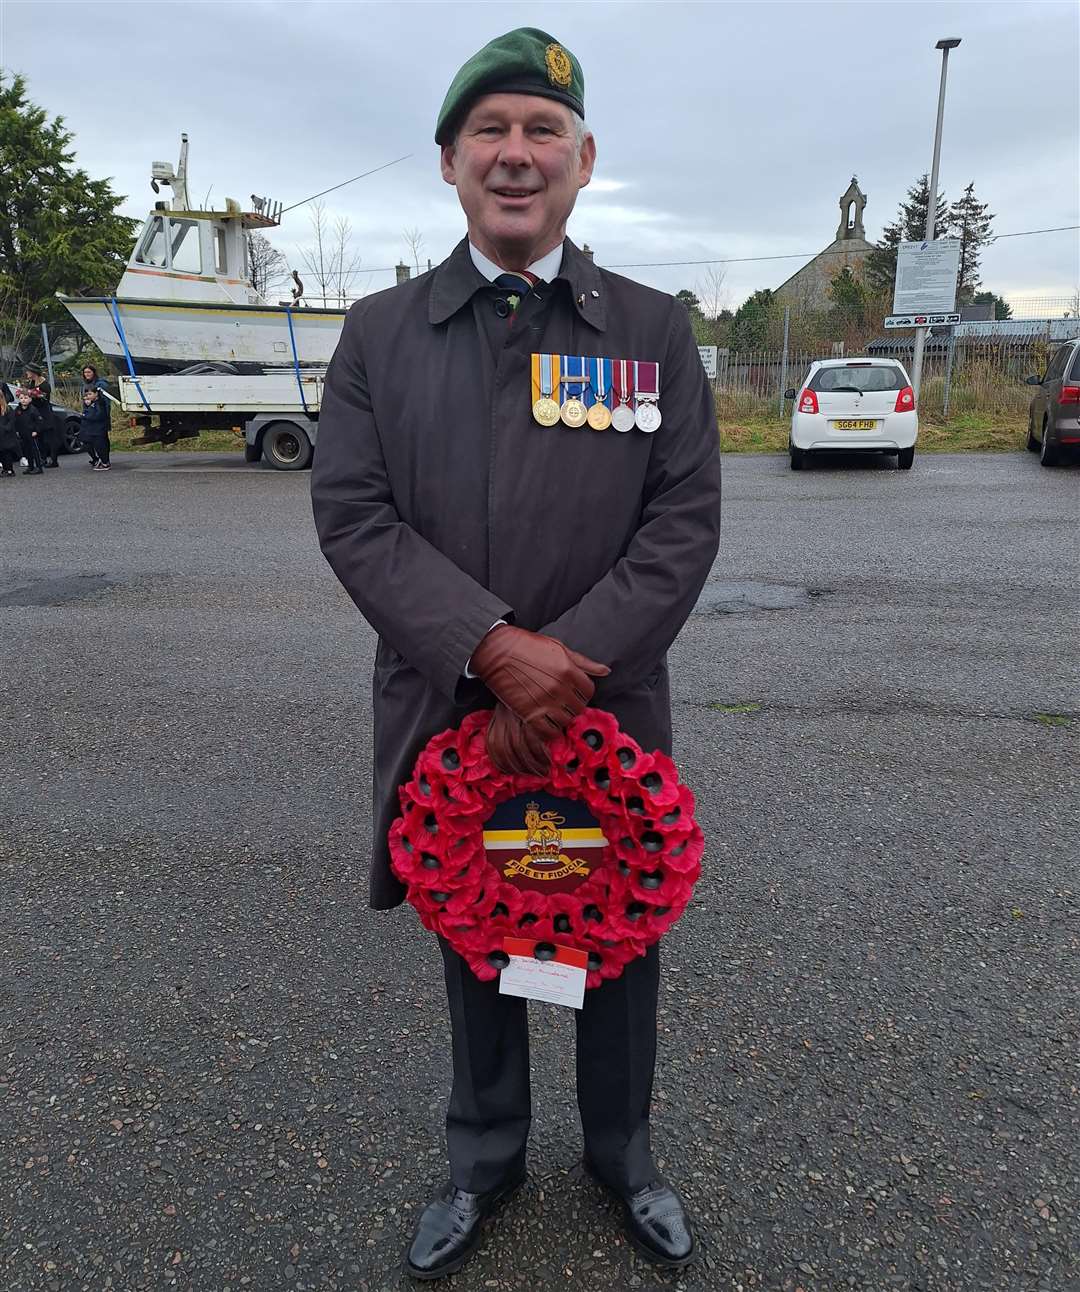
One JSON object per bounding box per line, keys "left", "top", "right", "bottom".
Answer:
{"left": 810, "top": 365, "right": 904, "bottom": 393}
{"left": 1044, "top": 345, "right": 1071, "bottom": 383}
{"left": 1065, "top": 347, "right": 1080, "bottom": 383}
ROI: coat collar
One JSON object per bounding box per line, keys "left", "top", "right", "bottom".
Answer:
{"left": 428, "top": 236, "right": 607, "bottom": 333}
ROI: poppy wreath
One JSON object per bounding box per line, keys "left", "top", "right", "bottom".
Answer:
{"left": 388, "top": 707, "right": 703, "bottom": 988}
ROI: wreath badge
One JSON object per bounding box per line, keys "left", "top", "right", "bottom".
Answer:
{"left": 389, "top": 708, "right": 703, "bottom": 989}
{"left": 545, "top": 42, "right": 573, "bottom": 89}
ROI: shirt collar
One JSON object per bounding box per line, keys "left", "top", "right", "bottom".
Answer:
{"left": 468, "top": 241, "right": 564, "bottom": 284}
{"left": 429, "top": 237, "right": 606, "bottom": 332}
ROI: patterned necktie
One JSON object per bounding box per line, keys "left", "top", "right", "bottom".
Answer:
{"left": 494, "top": 270, "right": 538, "bottom": 314}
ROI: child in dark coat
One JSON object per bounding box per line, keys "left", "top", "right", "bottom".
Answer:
{"left": 79, "top": 387, "right": 111, "bottom": 469}
{"left": 0, "top": 388, "right": 20, "bottom": 475}
{"left": 11, "top": 389, "right": 44, "bottom": 474}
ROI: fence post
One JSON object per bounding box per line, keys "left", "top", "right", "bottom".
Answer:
{"left": 777, "top": 306, "right": 790, "bottom": 419}
{"left": 41, "top": 322, "right": 57, "bottom": 391}
{"left": 942, "top": 327, "right": 957, "bottom": 419}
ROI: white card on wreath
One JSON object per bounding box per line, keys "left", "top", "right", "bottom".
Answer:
{"left": 498, "top": 938, "right": 587, "bottom": 1010}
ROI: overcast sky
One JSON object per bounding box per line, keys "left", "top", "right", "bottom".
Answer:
{"left": 4, "top": 0, "right": 1078, "bottom": 311}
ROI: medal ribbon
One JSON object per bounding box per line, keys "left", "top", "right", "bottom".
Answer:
{"left": 612, "top": 358, "right": 634, "bottom": 408}
{"left": 537, "top": 352, "right": 558, "bottom": 399}
{"left": 561, "top": 355, "right": 585, "bottom": 400}
{"left": 587, "top": 357, "right": 611, "bottom": 408}
{"left": 636, "top": 361, "right": 660, "bottom": 400}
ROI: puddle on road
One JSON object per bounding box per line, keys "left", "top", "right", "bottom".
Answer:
{"left": 0, "top": 574, "right": 115, "bottom": 608}
{"left": 693, "top": 580, "right": 830, "bottom": 614}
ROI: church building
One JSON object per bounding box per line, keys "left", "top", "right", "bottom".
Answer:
{"left": 774, "top": 178, "right": 874, "bottom": 311}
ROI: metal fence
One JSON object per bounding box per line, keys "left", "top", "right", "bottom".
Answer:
{"left": 710, "top": 333, "right": 1075, "bottom": 422}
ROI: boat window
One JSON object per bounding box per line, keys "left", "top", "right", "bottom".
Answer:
{"left": 214, "top": 228, "right": 228, "bottom": 275}
{"left": 169, "top": 219, "right": 202, "bottom": 274}
{"left": 135, "top": 216, "right": 168, "bottom": 268}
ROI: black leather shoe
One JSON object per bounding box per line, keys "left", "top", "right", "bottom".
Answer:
{"left": 405, "top": 1172, "right": 525, "bottom": 1280}
{"left": 584, "top": 1159, "right": 695, "bottom": 1268}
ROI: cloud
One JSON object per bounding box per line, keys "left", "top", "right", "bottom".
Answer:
{"left": 4, "top": 0, "right": 1076, "bottom": 307}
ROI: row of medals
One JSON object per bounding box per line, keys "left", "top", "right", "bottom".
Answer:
{"left": 532, "top": 388, "right": 662, "bottom": 434}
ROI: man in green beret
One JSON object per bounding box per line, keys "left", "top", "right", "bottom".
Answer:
{"left": 312, "top": 25, "right": 721, "bottom": 1281}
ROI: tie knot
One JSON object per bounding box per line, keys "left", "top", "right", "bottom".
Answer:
{"left": 494, "top": 271, "right": 538, "bottom": 293}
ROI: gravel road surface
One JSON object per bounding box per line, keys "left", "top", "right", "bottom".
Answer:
{"left": 1, "top": 451, "right": 1076, "bottom": 1292}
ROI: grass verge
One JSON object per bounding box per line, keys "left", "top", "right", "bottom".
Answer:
{"left": 719, "top": 414, "right": 1028, "bottom": 454}
{"left": 101, "top": 417, "right": 1029, "bottom": 457}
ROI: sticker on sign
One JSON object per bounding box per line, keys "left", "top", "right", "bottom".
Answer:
{"left": 892, "top": 239, "right": 961, "bottom": 315}
{"left": 697, "top": 346, "right": 718, "bottom": 378}
{"left": 884, "top": 313, "right": 962, "bottom": 329}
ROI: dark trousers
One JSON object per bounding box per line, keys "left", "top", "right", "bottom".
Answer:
{"left": 19, "top": 431, "right": 43, "bottom": 470}
{"left": 83, "top": 432, "right": 110, "bottom": 464}
{"left": 439, "top": 938, "right": 659, "bottom": 1195}
{"left": 0, "top": 449, "right": 16, "bottom": 473}
{"left": 42, "top": 420, "right": 63, "bottom": 464}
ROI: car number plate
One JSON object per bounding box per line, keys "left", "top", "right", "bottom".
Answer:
{"left": 833, "top": 419, "right": 877, "bottom": 430}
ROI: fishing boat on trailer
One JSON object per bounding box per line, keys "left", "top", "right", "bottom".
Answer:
{"left": 57, "top": 135, "right": 347, "bottom": 375}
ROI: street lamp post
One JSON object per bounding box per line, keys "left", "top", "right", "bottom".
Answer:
{"left": 910, "top": 37, "right": 961, "bottom": 404}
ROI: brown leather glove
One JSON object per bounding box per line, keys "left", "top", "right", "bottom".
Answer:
{"left": 469, "top": 624, "right": 610, "bottom": 733}
{"left": 486, "top": 703, "right": 551, "bottom": 776}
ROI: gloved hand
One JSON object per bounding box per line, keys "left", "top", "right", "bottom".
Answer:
{"left": 486, "top": 703, "right": 551, "bottom": 776}
{"left": 469, "top": 624, "right": 610, "bottom": 733}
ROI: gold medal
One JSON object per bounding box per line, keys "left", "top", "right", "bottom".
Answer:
{"left": 561, "top": 397, "right": 587, "bottom": 428}
{"left": 586, "top": 402, "right": 612, "bottom": 431}
{"left": 533, "top": 396, "right": 561, "bottom": 426}
{"left": 531, "top": 353, "right": 561, "bottom": 427}
{"left": 586, "top": 357, "right": 612, "bottom": 430}
{"left": 559, "top": 356, "right": 589, "bottom": 428}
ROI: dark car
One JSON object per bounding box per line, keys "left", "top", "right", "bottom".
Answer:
{"left": 1026, "top": 340, "right": 1080, "bottom": 467}
{"left": 1, "top": 380, "right": 85, "bottom": 455}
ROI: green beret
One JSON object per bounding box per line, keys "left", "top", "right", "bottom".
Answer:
{"left": 435, "top": 27, "right": 585, "bottom": 145}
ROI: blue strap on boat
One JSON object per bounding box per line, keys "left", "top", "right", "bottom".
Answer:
{"left": 108, "top": 297, "right": 152, "bottom": 412}
{"left": 284, "top": 305, "right": 310, "bottom": 415}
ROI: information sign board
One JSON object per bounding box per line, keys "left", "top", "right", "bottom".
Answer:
{"left": 697, "top": 346, "right": 718, "bottom": 378}
{"left": 893, "top": 239, "right": 961, "bottom": 315}
{"left": 884, "top": 313, "right": 962, "bottom": 329}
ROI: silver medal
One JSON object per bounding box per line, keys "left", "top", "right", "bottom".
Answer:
{"left": 635, "top": 400, "right": 662, "bottom": 433}
{"left": 611, "top": 402, "right": 636, "bottom": 433}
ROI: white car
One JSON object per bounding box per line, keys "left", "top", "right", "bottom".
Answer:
{"left": 786, "top": 357, "right": 918, "bottom": 471}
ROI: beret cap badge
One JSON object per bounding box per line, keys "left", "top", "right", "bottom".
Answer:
{"left": 545, "top": 43, "right": 573, "bottom": 88}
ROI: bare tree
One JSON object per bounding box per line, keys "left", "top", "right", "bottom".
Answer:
{"left": 694, "top": 265, "right": 728, "bottom": 346}
{"left": 332, "top": 215, "right": 364, "bottom": 306}
{"left": 246, "top": 232, "right": 289, "bottom": 302}
{"left": 299, "top": 200, "right": 333, "bottom": 304}
{"left": 299, "top": 201, "right": 364, "bottom": 306}
{"left": 403, "top": 226, "right": 425, "bottom": 278}
{"left": 0, "top": 281, "right": 36, "bottom": 375}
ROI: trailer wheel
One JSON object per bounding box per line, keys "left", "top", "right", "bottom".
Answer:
{"left": 261, "top": 422, "right": 313, "bottom": 471}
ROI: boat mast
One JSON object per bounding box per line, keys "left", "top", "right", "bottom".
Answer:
{"left": 150, "top": 133, "right": 191, "bottom": 210}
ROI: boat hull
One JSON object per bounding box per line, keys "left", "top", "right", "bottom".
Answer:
{"left": 58, "top": 296, "right": 347, "bottom": 374}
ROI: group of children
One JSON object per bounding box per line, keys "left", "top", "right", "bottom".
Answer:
{"left": 0, "top": 363, "right": 113, "bottom": 477}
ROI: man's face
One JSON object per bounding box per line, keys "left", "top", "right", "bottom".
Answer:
{"left": 441, "top": 94, "right": 595, "bottom": 264}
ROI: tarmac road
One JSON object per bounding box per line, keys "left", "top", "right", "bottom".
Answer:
{"left": 1, "top": 451, "right": 1077, "bottom": 1292}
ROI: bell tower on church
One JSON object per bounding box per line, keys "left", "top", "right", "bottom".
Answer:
{"left": 836, "top": 177, "right": 867, "bottom": 242}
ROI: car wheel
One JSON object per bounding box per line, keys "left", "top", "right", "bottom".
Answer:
{"left": 789, "top": 441, "right": 805, "bottom": 471}
{"left": 1026, "top": 412, "right": 1039, "bottom": 452}
{"left": 261, "top": 422, "right": 313, "bottom": 471}
{"left": 1039, "top": 418, "right": 1061, "bottom": 468}
{"left": 897, "top": 445, "right": 915, "bottom": 470}
{"left": 61, "top": 417, "right": 85, "bottom": 455}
